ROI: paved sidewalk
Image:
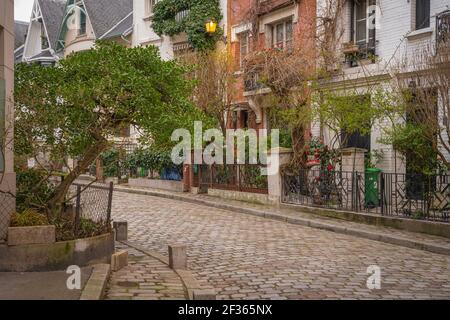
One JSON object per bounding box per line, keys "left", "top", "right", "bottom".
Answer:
{"left": 105, "top": 243, "right": 187, "bottom": 300}
{"left": 113, "top": 184, "right": 450, "bottom": 254}
{"left": 0, "top": 267, "right": 92, "bottom": 300}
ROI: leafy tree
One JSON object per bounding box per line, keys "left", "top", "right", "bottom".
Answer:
{"left": 14, "top": 41, "right": 205, "bottom": 215}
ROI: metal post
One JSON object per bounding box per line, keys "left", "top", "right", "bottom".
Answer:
{"left": 107, "top": 181, "right": 114, "bottom": 225}
{"left": 74, "top": 185, "right": 81, "bottom": 235}
{"left": 380, "top": 173, "right": 385, "bottom": 216}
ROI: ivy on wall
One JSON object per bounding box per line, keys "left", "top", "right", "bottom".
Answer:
{"left": 152, "top": 0, "right": 223, "bottom": 50}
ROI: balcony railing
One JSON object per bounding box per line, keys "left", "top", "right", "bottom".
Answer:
{"left": 175, "top": 9, "right": 190, "bottom": 23}
{"left": 437, "top": 10, "right": 450, "bottom": 46}
{"left": 244, "top": 72, "right": 265, "bottom": 92}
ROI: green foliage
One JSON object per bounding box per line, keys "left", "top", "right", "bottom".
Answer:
{"left": 10, "top": 209, "right": 49, "bottom": 227}
{"left": 15, "top": 168, "right": 55, "bottom": 213}
{"left": 15, "top": 41, "right": 206, "bottom": 210}
{"left": 101, "top": 149, "right": 120, "bottom": 178}
{"left": 15, "top": 41, "right": 202, "bottom": 163}
{"left": 77, "top": 218, "right": 105, "bottom": 238}
{"left": 126, "top": 147, "right": 180, "bottom": 176}
{"left": 382, "top": 123, "right": 441, "bottom": 175}
{"left": 315, "top": 92, "right": 376, "bottom": 138}
{"left": 152, "top": 0, "right": 223, "bottom": 50}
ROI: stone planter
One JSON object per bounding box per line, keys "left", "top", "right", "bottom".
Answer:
{"left": 0, "top": 232, "right": 115, "bottom": 272}
{"left": 7, "top": 225, "right": 56, "bottom": 246}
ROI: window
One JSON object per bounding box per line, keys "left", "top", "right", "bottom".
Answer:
{"left": 146, "top": 0, "right": 159, "bottom": 15}
{"left": 40, "top": 21, "right": 48, "bottom": 49}
{"left": 239, "top": 32, "right": 249, "bottom": 68}
{"left": 415, "top": 0, "right": 430, "bottom": 30}
{"left": 272, "top": 19, "right": 293, "bottom": 49}
{"left": 79, "top": 7, "right": 86, "bottom": 36}
{"left": 353, "top": 0, "right": 376, "bottom": 53}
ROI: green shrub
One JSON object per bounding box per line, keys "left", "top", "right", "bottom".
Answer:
{"left": 16, "top": 168, "right": 55, "bottom": 213}
{"left": 101, "top": 149, "right": 120, "bottom": 177}
{"left": 10, "top": 209, "right": 49, "bottom": 227}
{"left": 126, "top": 147, "right": 181, "bottom": 177}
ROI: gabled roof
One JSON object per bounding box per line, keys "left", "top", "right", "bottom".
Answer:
{"left": 14, "top": 21, "right": 29, "bottom": 49}
{"left": 38, "top": 0, "right": 66, "bottom": 49}
{"left": 14, "top": 46, "right": 25, "bottom": 63}
{"left": 100, "top": 12, "right": 133, "bottom": 40}
{"left": 28, "top": 50, "right": 55, "bottom": 61}
{"left": 83, "top": 0, "right": 133, "bottom": 38}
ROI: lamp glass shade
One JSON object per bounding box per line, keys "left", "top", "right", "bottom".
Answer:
{"left": 205, "top": 20, "right": 217, "bottom": 33}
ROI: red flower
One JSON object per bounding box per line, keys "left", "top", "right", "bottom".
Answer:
{"left": 327, "top": 164, "right": 334, "bottom": 171}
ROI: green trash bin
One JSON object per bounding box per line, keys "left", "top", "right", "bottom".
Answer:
{"left": 365, "top": 168, "right": 382, "bottom": 208}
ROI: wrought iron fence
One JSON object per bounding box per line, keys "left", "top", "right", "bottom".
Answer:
{"left": 199, "top": 164, "right": 268, "bottom": 194}
{"left": 0, "top": 192, "right": 15, "bottom": 241}
{"left": 67, "top": 182, "right": 113, "bottom": 239}
{"left": 282, "top": 170, "right": 450, "bottom": 222}
{"left": 437, "top": 10, "right": 450, "bottom": 46}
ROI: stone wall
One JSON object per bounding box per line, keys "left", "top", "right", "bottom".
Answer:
{"left": 128, "top": 178, "right": 184, "bottom": 192}
{"left": 0, "top": 232, "right": 115, "bottom": 272}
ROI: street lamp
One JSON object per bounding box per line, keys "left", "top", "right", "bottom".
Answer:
{"left": 205, "top": 20, "right": 217, "bottom": 33}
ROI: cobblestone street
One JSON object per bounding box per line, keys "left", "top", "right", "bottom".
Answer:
{"left": 105, "top": 243, "right": 187, "bottom": 300}
{"left": 112, "top": 192, "right": 450, "bottom": 300}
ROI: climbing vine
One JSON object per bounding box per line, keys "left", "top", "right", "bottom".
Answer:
{"left": 152, "top": 0, "right": 223, "bottom": 51}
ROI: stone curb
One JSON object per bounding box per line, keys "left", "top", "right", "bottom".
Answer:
{"left": 115, "top": 186, "right": 450, "bottom": 257}
{"left": 80, "top": 264, "right": 111, "bottom": 300}
{"left": 119, "top": 241, "right": 207, "bottom": 300}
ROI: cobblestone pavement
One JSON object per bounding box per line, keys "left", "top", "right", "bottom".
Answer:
{"left": 105, "top": 243, "right": 187, "bottom": 300}
{"left": 112, "top": 192, "right": 450, "bottom": 300}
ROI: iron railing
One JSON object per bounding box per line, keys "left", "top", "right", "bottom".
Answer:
{"left": 244, "top": 72, "right": 265, "bottom": 92}
{"left": 175, "top": 9, "right": 190, "bottom": 23}
{"left": 282, "top": 170, "right": 450, "bottom": 222}
{"left": 199, "top": 164, "right": 268, "bottom": 194}
{"left": 437, "top": 10, "right": 450, "bottom": 46}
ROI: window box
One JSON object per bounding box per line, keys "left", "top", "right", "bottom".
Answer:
{"left": 342, "top": 42, "right": 359, "bottom": 55}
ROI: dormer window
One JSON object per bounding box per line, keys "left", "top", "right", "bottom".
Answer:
{"left": 79, "top": 7, "right": 87, "bottom": 36}
{"left": 40, "top": 20, "right": 49, "bottom": 49}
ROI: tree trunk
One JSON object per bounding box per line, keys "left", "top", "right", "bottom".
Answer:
{"left": 291, "top": 126, "right": 307, "bottom": 168}
{"left": 47, "top": 138, "right": 108, "bottom": 217}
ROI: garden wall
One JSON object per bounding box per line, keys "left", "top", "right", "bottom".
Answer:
{"left": 0, "top": 232, "right": 114, "bottom": 272}
{"left": 128, "top": 178, "right": 184, "bottom": 192}
{"left": 208, "top": 188, "right": 276, "bottom": 206}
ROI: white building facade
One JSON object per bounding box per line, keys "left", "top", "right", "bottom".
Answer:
{"left": 316, "top": 0, "right": 450, "bottom": 174}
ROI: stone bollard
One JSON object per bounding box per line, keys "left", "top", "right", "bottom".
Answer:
{"left": 168, "top": 244, "right": 187, "bottom": 270}
{"left": 113, "top": 221, "right": 128, "bottom": 241}
{"left": 111, "top": 250, "right": 128, "bottom": 272}
{"left": 193, "top": 289, "right": 216, "bottom": 300}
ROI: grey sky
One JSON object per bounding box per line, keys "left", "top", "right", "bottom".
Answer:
{"left": 14, "top": 0, "right": 35, "bottom": 22}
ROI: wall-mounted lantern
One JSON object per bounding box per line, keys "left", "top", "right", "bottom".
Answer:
{"left": 205, "top": 20, "right": 217, "bottom": 33}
